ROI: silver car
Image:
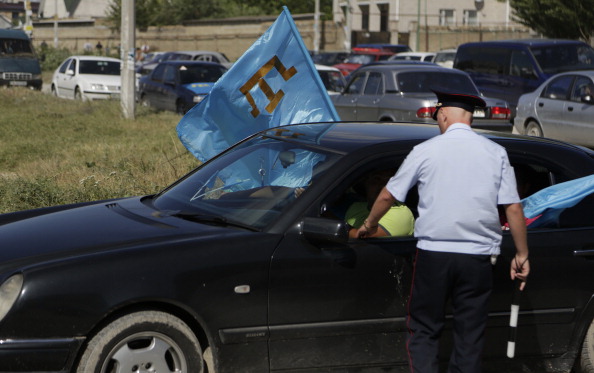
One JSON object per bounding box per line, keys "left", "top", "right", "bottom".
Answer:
{"left": 331, "top": 63, "right": 512, "bottom": 131}
{"left": 514, "top": 71, "right": 594, "bottom": 148}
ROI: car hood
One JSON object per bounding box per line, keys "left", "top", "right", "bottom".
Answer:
{"left": 0, "top": 196, "right": 245, "bottom": 271}
{"left": 183, "top": 82, "right": 215, "bottom": 94}
{"left": 0, "top": 57, "right": 41, "bottom": 74}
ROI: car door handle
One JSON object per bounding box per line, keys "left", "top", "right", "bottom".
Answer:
{"left": 568, "top": 106, "right": 574, "bottom": 112}
{"left": 538, "top": 102, "right": 544, "bottom": 107}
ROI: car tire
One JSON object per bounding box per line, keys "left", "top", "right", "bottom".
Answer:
{"left": 176, "top": 101, "right": 187, "bottom": 115}
{"left": 140, "top": 94, "right": 150, "bottom": 108}
{"left": 51, "top": 84, "right": 58, "bottom": 97}
{"left": 75, "top": 310, "right": 204, "bottom": 373}
{"left": 75, "top": 87, "right": 84, "bottom": 101}
{"left": 526, "top": 121, "right": 543, "bottom": 137}
{"left": 578, "top": 319, "right": 594, "bottom": 373}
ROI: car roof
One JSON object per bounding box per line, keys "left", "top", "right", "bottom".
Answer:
{"left": 355, "top": 63, "right": 460, "bottom": 73}
{"left": 70, "top": 55, "right": 122, "bottom": 62}
{"left": 460, "top": 39, "right": 589, "bottom": 47}
{"left": 315, "top": 64, "right": 341, "bottom": 72}
{"left": 257, "top": 122, "right": 583, "bottom": 155}
{"left": 160, "top": 60, "right": 224, "bottom": 66}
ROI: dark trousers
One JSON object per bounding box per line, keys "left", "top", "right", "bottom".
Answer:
{"left": 406, "top": 249, "right": 493, "bottom": 373}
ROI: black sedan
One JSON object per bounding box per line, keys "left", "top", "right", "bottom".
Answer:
{"left": 1, "top": 122, "right": 594, "bottom": 373}
{"left": 138, "top": 60, "right": 227, "bottom": 114}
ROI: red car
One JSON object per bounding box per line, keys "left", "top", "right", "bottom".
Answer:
{"left": 333, "top": 47, "right": 394, "bottom": 76}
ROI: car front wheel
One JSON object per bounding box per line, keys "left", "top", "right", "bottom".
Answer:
{"left": 526, "top": 120, "right": 543, "bottom": 137}
{"left": 75, "top": 87, "right": 84, "bottom": 101}
{"left": 76, "top": 310, "right": 203, "bottom": 373}
{"left": 577, "top": 319, "right": 594, "bottom": 373}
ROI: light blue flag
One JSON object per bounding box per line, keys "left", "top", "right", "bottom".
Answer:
{"left": 522, "top": 174, "right": 594, "bottom": 227}
{"left": 176, "top": 6, "right": 340, "bottom": 163}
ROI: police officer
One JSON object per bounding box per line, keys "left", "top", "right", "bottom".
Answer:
{"left": 357, "top": 89, "right": 530, "bottom": 373}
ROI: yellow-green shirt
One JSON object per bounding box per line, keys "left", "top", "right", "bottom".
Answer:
{"left": 345, "top": 202, "right": 415, "bottom": 237}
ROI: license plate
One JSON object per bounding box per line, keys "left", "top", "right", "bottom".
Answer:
{"left": 9, "top": 81, "right": 27, "bottom": 86}
{"left": 473, "top": 108, "right": 486, "bottom": 118}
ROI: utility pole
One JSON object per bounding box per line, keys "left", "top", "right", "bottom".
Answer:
{"left": 313, "top": 0, "right": 320, "bottom": 54}
{"left": 53, "top": 0, "right": 59, "bottom": 48}
{"left": 121, "top": 0, "right": 135, "bottom": 120}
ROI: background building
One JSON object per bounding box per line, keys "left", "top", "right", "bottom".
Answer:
{"left": 334, "top": 0, "right": 530, "bottom": 51}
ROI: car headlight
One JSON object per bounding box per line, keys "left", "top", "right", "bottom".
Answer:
{"left": 90, "top": 83, "right": 107, "bottom": 91}
{"left": 0, "top": 274, "right": 23, "bottom": 322}
{"left": 193, "top": 94, "right": 207, "bottom": 103}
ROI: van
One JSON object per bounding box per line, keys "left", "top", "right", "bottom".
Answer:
{"left": 454, "top": 39, "right": 594, "bottom": 114}
{"left": 0, "top": 29, "right": 42, "bottom": 90}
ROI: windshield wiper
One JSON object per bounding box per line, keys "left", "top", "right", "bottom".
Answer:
{"left": 169, "top": 211, "right": 259, "bottom": 231}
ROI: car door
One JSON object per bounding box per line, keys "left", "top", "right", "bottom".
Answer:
{"left": 564, "top": 75, "right": 594, "bottom": 146}
{"left": 354, "top": 71, "right": 383, "bottom": 120}
{"left": 536, "top": 75, "right": 573, "bottom": 139}
{"left": 161, "top": 64, "right": 179, "bottom": 112}
{"left": 483, "top": 143, "right": 594, "bottom": 367}
{"left": 58, "top": 58, "right": 78, "bottom": 98}
{"left": 268, "top": 153, "right": 418, "bottom": 371}
{"left": 54, "top": 58, "right": 72, "bottom": 97}
{"left": 332, "top": 72, "right": 367, "bottom": 121}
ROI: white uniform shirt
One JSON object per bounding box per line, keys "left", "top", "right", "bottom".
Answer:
{"left": 386, "top": 123, "right": 520, "bottom": 255}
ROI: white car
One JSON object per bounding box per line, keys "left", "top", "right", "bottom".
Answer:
{"left": 388, "top": 52, "right": 436, "bottom": 62}
{"left": 315, "top": 64, "right": 346, "bottom": 95}
{"left": 432, "top": 48, "right": 457, "bottom": 68}
{"left": 51, "top": 56, "right": 121, "bottom": 101}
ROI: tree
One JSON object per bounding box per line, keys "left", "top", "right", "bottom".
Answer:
{"left": 105, "top": 0, "right": 333, "bottom": 31}
{"left": 507, "top": 0, "right": 594, "bottom": 41}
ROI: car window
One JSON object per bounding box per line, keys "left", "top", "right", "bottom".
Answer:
{"left": 571, "top": 76, "right": 594, "bottom": 102}
{"left": 541, "top": 75, "right": 573, "bottom": 100}
{"left": 79, "top": 60, "right": 120, "bottom": 75}
{"left": 179, "top": 64, "right": 226, "bottom": 85}
{"left": 155, "top": 133, "right": 343, "bottom": 230}
{"left": 163, "top": 65, "right": 177, "bottom": 83}
{"left": 456, "top": 46, "right": 511, "bottom": 74}
{"left": 364, "top": 72, "right": 383, "bottom": 95}
{"left": 152, "top": 64, "right": 167, "bottom": 82}
{"left": 396, "top": 71, "right": 478, "bottom": 94}
{"left": 510, "top": 50, "right": 537, "bottom": 80}
{"left": 531, "top": 44, "right": 594, "bottom": 74}
{"left": 345, "top": 73, "right": 366, "bottom": 94}
{"left": 58, "top": 58, "right": 71, "bottom": 74}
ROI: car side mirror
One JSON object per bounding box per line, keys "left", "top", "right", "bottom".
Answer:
{"left": 66, "top": 69, "right": 74, "bottom": 76}
{"left": 164, "top": 79, "right": 176, "bottom": 86}
{"left": 301, "top": 217, "right": 348, "bottom": 245}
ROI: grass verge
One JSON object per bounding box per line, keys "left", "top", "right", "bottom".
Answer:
{"left": 0, "top": 88, "right": 199, "bottom": 213}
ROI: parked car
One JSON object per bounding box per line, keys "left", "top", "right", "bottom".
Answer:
{"left": 51, "top": 55, "right": 121, "bottom": 101}
{"left": 311, "top": 51, "right": 349, "bottom": 66}
{"left": 315, "top": 64, "right": 347, "bottom": 95}
{"left": 0, "top": 29, "right": 42, "bottom": 90}
{"left": 388, "top": 51, "right": 435, "bottom": 62}
{"left": 454, "top": 39, "right": 594, "bottom": 115}
{"left": 514, "top": 70, "right": 594, "bottom": 147}
{"left": 1, "top": 122, "right": 594, "bottom": 372}
{"left": 137, "top": 50, "right": 232, "bottom": 76}
{"left": 354, "top": 43, "right": 412, "bottom": 54}
{"left": 331, "top": 64, "right": 511, "bottom": 131}
{"left": 333, "top": 47, "right": 395, "bottom": 76}
{"left": 138, "top": 60, "right": 227, "bottom": 114}
{"left": 432, "top": 48, "right": 457, "bottom": 68}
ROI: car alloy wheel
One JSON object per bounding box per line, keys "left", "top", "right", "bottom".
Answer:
{"left": 76, "top": 311, "right": 203, "bottom": 373}
{"left": 526, "top": 120, "right": 543, "bottom": 137}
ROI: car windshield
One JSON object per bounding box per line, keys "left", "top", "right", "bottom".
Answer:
{"left": 179, "top": 64, "right": 227, "bottom": 84}
{"left": 0, "top": 38, "right": 35, "bottom": 58}
{"left": 153, "top": 130, "right": 342, "bottom": 230}
{"left": 396, "top": 71, "right": 478, "bottom": 94}
{"left": 79, "top": 60, "right": 121, "bottom": 75}
{"left": 531, "top": 44, "right": 594, "bottom": 74}
{"left": 344, "top": 54, "right": 375, "bottom": 64}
